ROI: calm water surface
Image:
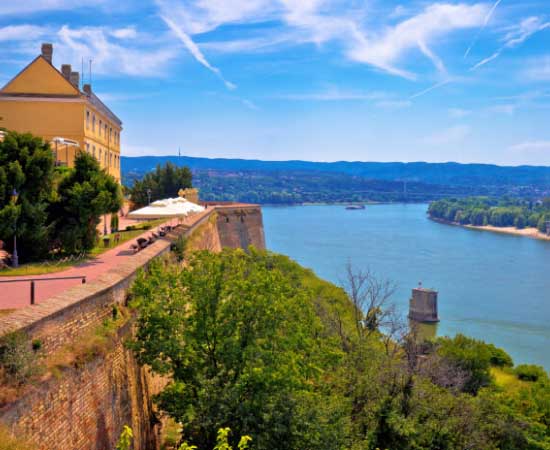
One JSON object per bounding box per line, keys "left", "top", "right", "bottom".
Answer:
{"left": 263, "top": 204, "right": 550, "bottom": 369}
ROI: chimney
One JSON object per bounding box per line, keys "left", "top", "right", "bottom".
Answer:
{"left": 83, "top": 84, "right": 92, "bottom": 95}
{"left": 61, "top": 64, "right": 71, "bottom": 79}
{"left": 41, "top": 43, "right": 53, "bottom": 64}
{"left": 69, "top": 71, "right": 80, "bottom": 88}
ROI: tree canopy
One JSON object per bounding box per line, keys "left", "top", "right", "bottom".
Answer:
{"left": 0, "top": 130, "right": 122, "bottom": 262}
{"left": 129, "top": 162, "right": 192, "bottom": 208}
{"left": 131, "top": 248, "right": 550, "bottom": 450}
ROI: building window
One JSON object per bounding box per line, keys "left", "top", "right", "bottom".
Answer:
{"left": 99, "top": 120, "right": 102, "bottom": 137}
{"left": 86, "top": 111, "right": 90, "bottom": 129}
{"left": 92, "top": 114, "right": 96, "bottom": 132}
{"left": 99, "top": 148, "right": 102, "bottom": 162}
{"left": 109, "top": 127, "right": 112, "bottom": 143}
{"left": 86, "top": 143, "right": 90, "bottom": 153}
{"left": 93, "top": 145, "right": 96, "bottom": 157}
{"left": 105, "top": 124, "right": 108, "bottom": 139}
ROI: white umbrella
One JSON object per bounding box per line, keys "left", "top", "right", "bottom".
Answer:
{"left": 128, "top": 197, "right": 205, "bottom": 220}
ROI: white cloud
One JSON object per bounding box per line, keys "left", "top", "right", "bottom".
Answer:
{"left": 487, "top": 104, "right": 516, "bottom": 115}
{"left": 464, "top": 0, "right": 502, "bottom": 58}
{"left": 471, "top": 16, "right": 550, "bottom": 70}
{"left": 0, "top": 0, "right": 107, "bottom": 16}
{"left": 375, "top": 100, "right": 412, "bottom": 109}
{"left": 157, "top": 1, "right": 489, "bottom": 82}
{"left": 510, "top": 141, "right": 550, "bottom": 153}
{"left": 348, "top": 3, "right": 488, "bottom": 79}
{"left": 56, "top": 25, "right": 178, "bottom": 77}
{"left": 110, "top": 27, "right": 138, "bottom": 40}
{"left": 275, "top": 88, "right": 388, "bottom": 101}
{"left": 424, "top": 125, "right": 471, "bottom": 145}
{"left": 523, "top": 55, "right": 550, "bottom": 82}
{"left": 0, "top": 25, "right": 48, "bottom": 42}
{"left": 448, "top": 108, "right": 471, "bottom": 118}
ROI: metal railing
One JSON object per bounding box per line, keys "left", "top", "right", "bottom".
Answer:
{"left": 0, "top": 276, "right": 86, "bottom": 305}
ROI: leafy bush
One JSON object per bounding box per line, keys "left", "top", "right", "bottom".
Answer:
{"left": 515, "top": 364, "right": 548, "bottom": 382}
{"left": 0, "top": 332, "right": 40, "bottom": 385}
{"left": 487, "top": 343, "right": 514, "bottom": 367}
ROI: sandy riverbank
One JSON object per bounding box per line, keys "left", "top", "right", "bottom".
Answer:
{"left": 430, "top": 217, "right": 550, "bottom": 241}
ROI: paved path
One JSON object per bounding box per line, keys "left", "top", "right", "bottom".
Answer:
{"left": 0, "top": 203, "right": 254, "bottom": 310}
{"left": 0, "top": 214, "right": 202, "bottom": 310}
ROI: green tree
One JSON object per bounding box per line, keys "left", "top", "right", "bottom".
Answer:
{"left": 52, "top": 151, "right": 122, "bottom": 253}
{"left": 130, "top": 249, "right": 345, "bottom": 450}
{"left": 0, "top": 131, "right": 56, "bottom": 262}
{"left": 129, "top": 162, "right": 192, "bottom": 208}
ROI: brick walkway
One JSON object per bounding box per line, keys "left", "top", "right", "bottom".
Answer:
{"left": 0, "top": 213, "right": 205, "bottom": 310}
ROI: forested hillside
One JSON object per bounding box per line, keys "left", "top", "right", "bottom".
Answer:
{"left": 130, "top": 248, "right": 550, "bottom": 450}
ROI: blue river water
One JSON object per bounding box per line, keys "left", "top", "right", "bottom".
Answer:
{"left": 263, "top": 203, "right": 550, "bottom": 369}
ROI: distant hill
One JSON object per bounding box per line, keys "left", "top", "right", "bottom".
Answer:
{"left": 122, "top": 155, "right": 550, "bottom": 187}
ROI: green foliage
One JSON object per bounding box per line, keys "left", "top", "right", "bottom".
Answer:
{"left": 172, "top": 235, "right": 187, "bottom": 261}
{"left": 436, "top": 334, "right": 495, "bottom": 394}
{"left": 0, "top": 131, "right": 122, "bottom": 261}
{"left": 428, "top": 197, "right": 550, "bottom": 232}
{"left": 0, "top": 131, "right": 56, "bottom": 261}
{"left": 51, "top": 151, "right": 122, "bottom": 253}
{"left": 110, "top": 214, "right": 119, "bottom": 232}
{"left": 176, "top": 428, "right": 251, "bottom": 450}
{"left": 129, "top": 162, "right": 192, "bottom": 208}
{"left": 515, "top": 365, "right": 548, "bottom": 382}
{"left": 131, "top": 249, "right": 550, "bottom": 450}
{"left": 116, "top": 425, "right": 133, "bottom": 450}
{"left": 0, "top": 332, "right": 40, "bottom": 385}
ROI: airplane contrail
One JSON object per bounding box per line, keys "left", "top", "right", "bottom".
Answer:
{"left": 464, "top": 0, "right": 503, "bottom": 58}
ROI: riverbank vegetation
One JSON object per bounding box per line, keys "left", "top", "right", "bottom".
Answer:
{"left": 130, "top": 248, "right": 550, "bottom": 450}
{"left": 428, "top": 197, "right": 550, "bottom": 232}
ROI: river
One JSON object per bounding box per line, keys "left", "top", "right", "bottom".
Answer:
{"left": 263, "top": 203, "right": 550, "bottom": 369}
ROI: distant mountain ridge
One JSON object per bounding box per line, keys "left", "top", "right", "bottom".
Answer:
{"left": 122, "top": 155, "right": 550, "bottom": 187}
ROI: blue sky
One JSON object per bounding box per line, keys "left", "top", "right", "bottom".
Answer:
{"left": 0, "top": 0, "right": 549, "bottom": 165}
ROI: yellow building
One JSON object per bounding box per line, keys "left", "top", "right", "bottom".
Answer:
{"left": 0, "top": 43, "right": 122, "bottom": 181}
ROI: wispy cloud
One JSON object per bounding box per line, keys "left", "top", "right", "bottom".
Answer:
{"left": 160, "top": 15, "right": 236, "bottom": 90}
{"left": 157, "top": 1, "right": 488, "bottom": 81}
{"left": 56, "top": 25, "right": 178, "bottom": 77}
{"left": 274, "top": 88, "right": 388, "bottom": 102}
{"left": 410, "top": 79, "right": 452, "bottom": 99}
{"left": 424, "top": 125, "right": 471, "bottom": 145}
{"left": 510, "top": 140, "right": 550, "bottom": 153}
{"left": 522, "top": 55, "right": 550, "bottom": 81}
{"left": 464, "top": 0, "right": 502, "bottom": 58}
{"left": 471, "top": 16, "right": 550, "bottom": 70}
{"left": 0, "top": 25, "right": 48, "bottom": 42}
{"left": 448, "top": 108, "right": 471, "bottom": 118}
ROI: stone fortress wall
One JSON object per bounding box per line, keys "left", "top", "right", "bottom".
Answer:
{"left": 0, "top": 204, "right": 265, "bottom": 450}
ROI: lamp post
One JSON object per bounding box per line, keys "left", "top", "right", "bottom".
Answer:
{"left": 11, "top": 188, "right": 19, "bottom": 268}
{"left": 146, "top": 189, "right": 152, "bottom": 205}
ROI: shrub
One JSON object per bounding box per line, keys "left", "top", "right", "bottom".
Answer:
{"left": 172, "top": 235, "right": 187, "bottom": 262}
{"left": 0, "top": 332, "right": 40, "bottom": 385}
{"left": 143, "top": 224, "right": 152, "bottom": 230}
{"left": 126, "top": 225, "right": 135, "bottom": 231}
{"left": 487, "top": 343, "right": 514, "bottom": 368}
{"left": 515, "top": 364, "right": 548, "bottom": 382}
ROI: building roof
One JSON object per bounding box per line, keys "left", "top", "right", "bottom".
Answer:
{"left": 0, "top": 54, "right": 122, "bottom": 126}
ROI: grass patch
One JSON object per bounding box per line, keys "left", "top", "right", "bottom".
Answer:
{"left": 491, "top": 367, "right": 529, "bottom": 392}
{"left": 0, "top": 260, "right": 79, "bottom": 277}
{"left": 89, "top": 219, "right": 168, "bottom": 256}
{"left": 0, "top": 219, "right": 169, "bottom": 276}
{"left": 161, "top": 418, "right": 182, "bottom": 450}
{"left": 46, "top": 304, "right": 129, "bottom": 377}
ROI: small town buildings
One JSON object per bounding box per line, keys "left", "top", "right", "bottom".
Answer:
{"left": 0, "top": 43, "right": 122, "bottom": 181}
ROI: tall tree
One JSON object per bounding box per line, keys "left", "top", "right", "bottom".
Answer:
{"left": 52, "top": 151, "right": 122, "bottom": 253}
{"left": 129, "top": 162, "right": 192, "bottom": 208}
{"left": 0, "top": 131, "right": 56, "bottom": 262}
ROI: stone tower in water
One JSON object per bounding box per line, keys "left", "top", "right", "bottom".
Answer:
{"left": 408, "top": 285, "right": 439, "bottom": 323}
